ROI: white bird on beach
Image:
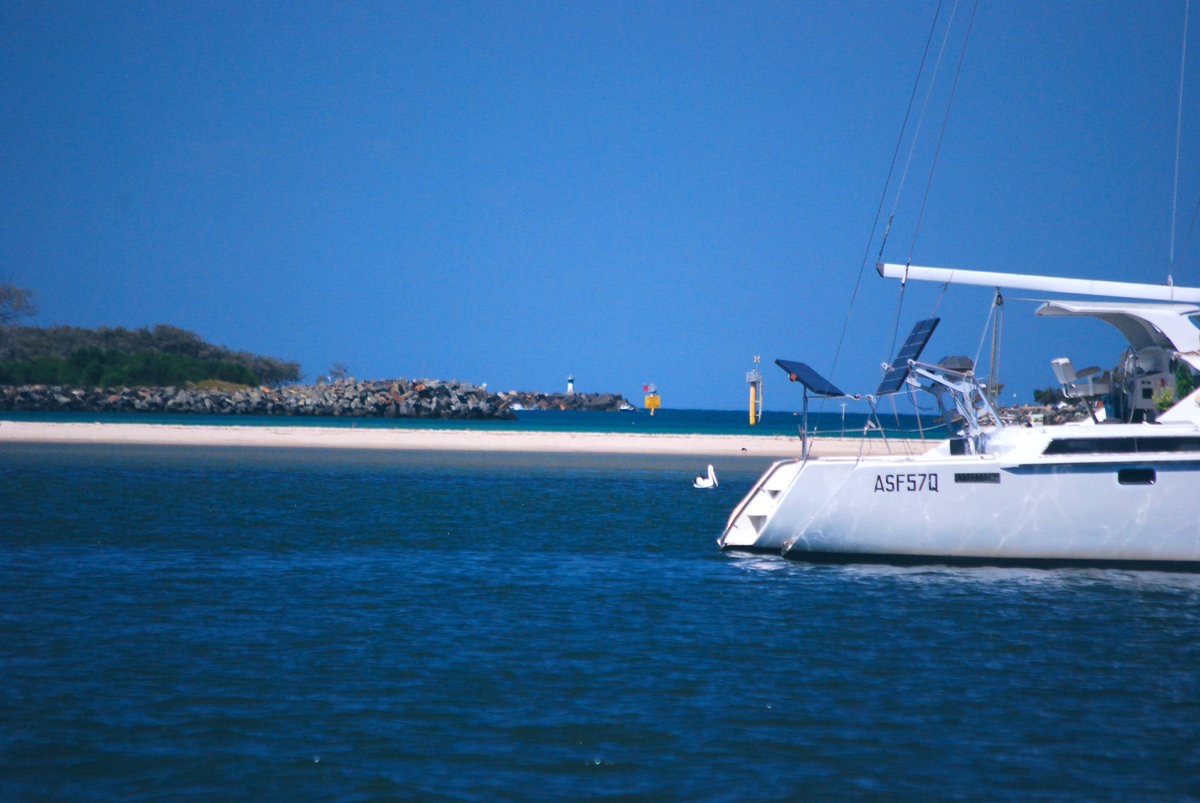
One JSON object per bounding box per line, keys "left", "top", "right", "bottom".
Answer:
{"left": 693, "top": 464, "right": 718, "bottom": 489}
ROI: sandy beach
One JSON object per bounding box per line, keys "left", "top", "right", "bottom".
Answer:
{"left": 0, "top": 420, "right": 930, "bottom": 458}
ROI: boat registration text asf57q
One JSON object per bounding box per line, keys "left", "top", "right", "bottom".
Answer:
{"left": 719, "top": 263, "right": 1200, "bottom": 569}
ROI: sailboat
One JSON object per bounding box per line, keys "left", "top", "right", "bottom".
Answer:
{"left": 719, "top": 1, "right": 1200, "bottom": 568}
{"left": 719, "top": 263, "right": 1200, "bottom": 568}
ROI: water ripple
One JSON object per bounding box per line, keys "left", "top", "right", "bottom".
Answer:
{"left": 3, "top": 444, "right": 1199, "bottom": 799}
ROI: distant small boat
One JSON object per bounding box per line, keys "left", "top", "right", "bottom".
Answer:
{"left": 619, "top": 401, "right": 636, "bottom": 412}
{"left": 693, "top": 464, "right": 718, "bottom": 489}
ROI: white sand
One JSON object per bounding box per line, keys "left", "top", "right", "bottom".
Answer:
{"left": 0, "top": 420, "right": 933, "bottom": 458}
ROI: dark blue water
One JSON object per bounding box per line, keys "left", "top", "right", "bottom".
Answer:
{"left": 4, "top": 444, "right": 1199, "bottom": 799}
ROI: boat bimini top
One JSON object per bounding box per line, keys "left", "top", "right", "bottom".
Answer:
{"left": 1035, "top": 300, "right": 1200, "bottom": 372}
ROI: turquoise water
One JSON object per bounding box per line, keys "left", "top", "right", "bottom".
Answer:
{"left": 3, "top": 443, "right": 1199, "bottom": 798}
{"left": 0, "top": 406, "right": 940, "bottom": 439}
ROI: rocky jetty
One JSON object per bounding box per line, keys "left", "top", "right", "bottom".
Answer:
{"left": 497, "top": 391, "right": 632, "bottom": 412}
{"left": 0, "top": 379, "right": 515, "bottom": 420}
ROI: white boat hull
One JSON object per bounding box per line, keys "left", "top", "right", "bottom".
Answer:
{"left": 720, "top": 451, "right": 1200, "bottom": 566}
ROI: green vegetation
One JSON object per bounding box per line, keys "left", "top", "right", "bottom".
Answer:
{"left": 0, "top": 324, "right": 300, "bottom": 387}
{"left": 1177, "top": 363, "right": 1198, "bottom": 399}
{"left": 0, "top": 349, "right": 257, "bottom": 387}
{"left": 191, "top": 378, "right": 255, "bottom": 392}
{"left": 1032, "top": 386, "right": 1065, "bottom": 406}
{"left": 1154, "top": 386, "right": 1176, "bottom": 413}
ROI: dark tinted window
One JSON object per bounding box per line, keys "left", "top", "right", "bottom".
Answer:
{"left": 1044, "top": 437, "right": 1200, "bottom": 455}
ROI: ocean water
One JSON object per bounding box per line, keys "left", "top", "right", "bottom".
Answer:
{"left": 0, "top": 405, "right": 938, "bottom": 439}
{"left": 3, "top": 443, "right": 1199, "bottom": 799}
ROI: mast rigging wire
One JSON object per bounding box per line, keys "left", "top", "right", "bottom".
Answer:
{"left": 906, "top": 0, "right": 980, "bottom": 266}
{"left": 883, "top": 0, "right": 974, "bottom": 391}
{"left": 888, "top": 0, "right": 980, "bottom": 366}
{"left": 1170, "top": 0, "right": 1191, "bottom": 284}
{"left": 826, "top": 0, "right": 945, "bottom": 384}
{"left": 972, "top": 296, "right": 997, "bottom": 374}
{"left": 1178, "top": 193, "right": 1200, "bottom": 272}
{"left": 895, "top": 0, "right": 964, "bottom": 265}
{"left": 884, "top": 0, "right": 968, "bottom": 364}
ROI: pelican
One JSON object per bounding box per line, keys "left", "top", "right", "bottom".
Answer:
{"left": 693, "top": 464, "right": 718, "bottom": 489}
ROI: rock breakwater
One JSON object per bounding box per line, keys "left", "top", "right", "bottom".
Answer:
{"left": 0, "top": 379, "right": 515, "bottom": 420}
{"left": 498, "top": 391, "right": 632, "bottom": 412}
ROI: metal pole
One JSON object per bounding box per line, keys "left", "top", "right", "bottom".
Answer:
{"left": 802, "top": 388, "right": 810, "bottom": 461}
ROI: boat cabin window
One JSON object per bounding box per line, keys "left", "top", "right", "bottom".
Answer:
{"left": 1043, "top": 437, "right": 1200, "bottom": 455}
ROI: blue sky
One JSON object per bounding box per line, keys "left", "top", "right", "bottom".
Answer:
{"left": 2, "top": 1, "right": 1197, "bottom": 411}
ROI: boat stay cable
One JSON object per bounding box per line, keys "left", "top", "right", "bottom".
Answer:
{"left": 971, "top": 295, "right": 998, "bottom": 377}
{"left": 887, "top": 0, "right": 979, "bottom": 369}
{"left": 1178, "top": 194, "right": 1200, "bottom": 275}
{"left": 1169, "top": 0, "right": 1191, "bottom": 287}
{"left": 827, "top": 0, "right": 946, "bottom": 387}
{"left": 904, "top": 0, "right": 977, "bottom": 267}
{"left": 929, "top": 279, "right": 951, "bottom": 316}
{"left": 881, "top": 0, "right": 962, "bottom": 365}
{"left": 889, "top": 0, "right": 962, "bottom": 259}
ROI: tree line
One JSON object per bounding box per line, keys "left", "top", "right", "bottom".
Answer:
{"left": 0, "top": 324, "right": 300, "bottom": 387}
{"left": 0, "top": 348, "right": 261, "bottom": 388}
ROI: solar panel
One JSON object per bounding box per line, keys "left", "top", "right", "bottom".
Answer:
{"left": 875, "top": 317, "right": 940, "bottom": 396}
{"left": 775, "top": 359, "right": 846, "bottom": 398}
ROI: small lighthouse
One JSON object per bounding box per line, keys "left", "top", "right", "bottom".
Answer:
{"left": 566, "top": 374, "right": 575, "bottom": 395}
